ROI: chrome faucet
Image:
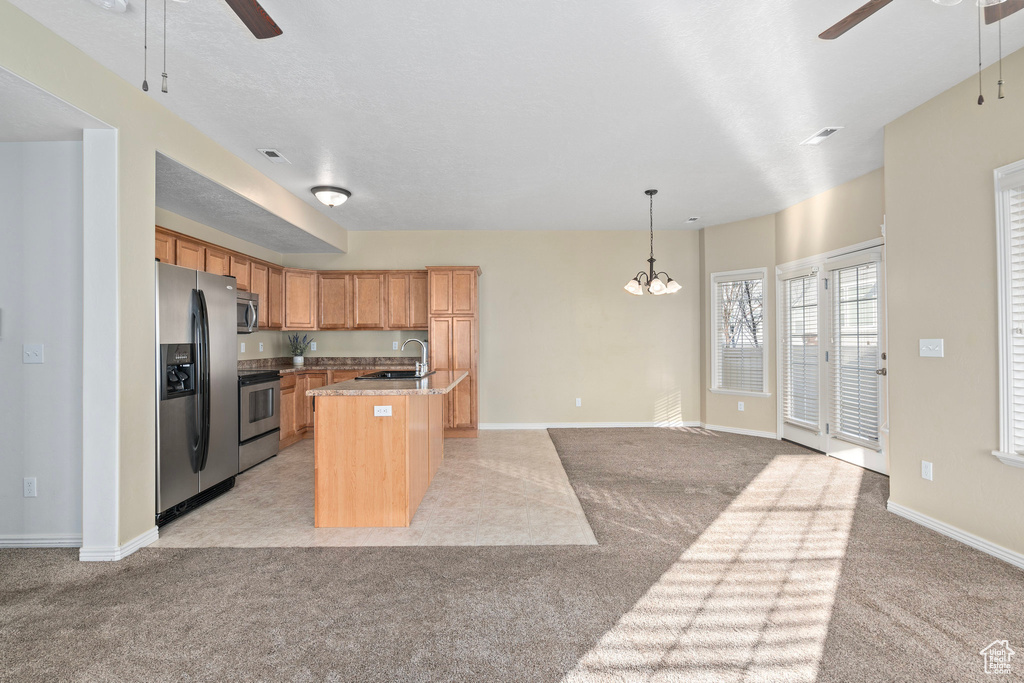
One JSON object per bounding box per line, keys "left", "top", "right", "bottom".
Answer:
{"left": 401, "top": 338, "right": 429, "bottom": 377}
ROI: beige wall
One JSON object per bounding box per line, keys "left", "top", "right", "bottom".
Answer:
{"left": 700, "top": 215, "right": 777, "bottom": 434}
{"left": 775, "top": 168, "right": 884, "bottom": 265}
{"left": 288, "top": 230, "right": 702, "bottom": 425}
{"left": 884, "top": 47, "right": 1024, "bottom": 555}
{"left": 0, "top": 2, "right": 348, "bottom": 544}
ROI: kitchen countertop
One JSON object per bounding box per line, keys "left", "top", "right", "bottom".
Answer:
{"left": 238, "top": 357, "right": 416, "bottom": 375}
{"left": 306, "top": 370, "right": 468, "bottom": 396}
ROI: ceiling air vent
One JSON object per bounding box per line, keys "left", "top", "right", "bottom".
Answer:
{"left": 687, "top": 217, "right": 700, "bottom": 223}
{"left": 257, "top": 148, "right": 290, "bottom": 164}
{"left": 800, "top": 127, "right": 843, "bottom": 146}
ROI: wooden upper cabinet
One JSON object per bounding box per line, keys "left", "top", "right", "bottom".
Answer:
{"left": 410, "top": 271, "right": 429, "bottom": 329}
{"left": 284, "top": 269, "right": 318, "bottom": 330}
{"left": 175, "top": 239, "right": 205, "bottom": 271}
{"left": 386, "top": 273, "right": 410, "bottom": 329}
{"left": 386, "top": 271, "right": 429, "bottom": 330}
{"left": 351, "top": 272, "right": 386, "bottom": 329}
{"left": 250, "top": 261, "right": 270, "bottom": 328}
{"left": 268, "top": 266, "right": 284, "bottom": 329}
{"left": 428, "top": 270, "right": 452, "bottom": 315}
{"left": 230, "top": 255, "right": 251, "bottom": 291}
{"left": 205, "top": 247, "right": 231, "bottom": 276}
{"left": 155, "top": 229, "right": 176, "bottom": 264}
{"left": 452, "top": 270, "right": 477, "bottom": 315}
{"left": 318, "top": 272, "right": 352, "bottom": 330}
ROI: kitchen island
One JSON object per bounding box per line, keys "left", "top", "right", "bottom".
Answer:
{"left": 307, "top": 370, "right": 469, "bottom": 527}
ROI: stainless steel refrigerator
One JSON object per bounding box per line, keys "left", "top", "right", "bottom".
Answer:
{"left": 156, "top": 262, "right": 239, "bottom": 525}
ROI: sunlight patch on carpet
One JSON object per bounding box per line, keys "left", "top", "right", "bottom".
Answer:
{"left": 562, "top": 454, "right": 862, "bottom": 682}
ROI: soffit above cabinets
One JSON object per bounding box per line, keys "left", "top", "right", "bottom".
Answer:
{"left": 11, "top": 1, "right": 1024, "bottom": 231}
{"left": 156, "top": 153, "right": 341, "bottom": 254}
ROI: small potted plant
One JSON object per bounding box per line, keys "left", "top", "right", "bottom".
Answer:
{"left": 288, "top": 333, "right": 313, "bottom": 366}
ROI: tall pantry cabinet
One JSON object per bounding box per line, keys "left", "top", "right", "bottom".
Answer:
{"left": 427, "top": 267, "right": 481, "bottom": 437}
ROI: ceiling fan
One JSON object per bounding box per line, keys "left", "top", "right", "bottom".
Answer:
{"left": 223, "top": 0, "right": 282, "bottom": 39}
{"left": 820, "top": 0, "right": 1024, "bottom": 40}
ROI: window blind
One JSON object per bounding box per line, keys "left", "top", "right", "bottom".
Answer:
{"left": 1008, "top": 185, "right": 1024, "bottom": 453}
{"left": 830, "top": 262, "right": 880, "bottom": 446}
{"left": 782, "top": 274, "right": 818, "bottom": 428}
{"left": 713, "top": 274, "right": 765, "bottom": 393}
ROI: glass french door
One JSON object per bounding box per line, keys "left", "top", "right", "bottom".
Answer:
{"left": 779, "top": 247, "right": 888, "bottom": 474}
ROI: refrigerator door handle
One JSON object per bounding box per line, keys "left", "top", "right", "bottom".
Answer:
{"left": 198, "top": 289, "right": 212, "bottom": 472}
{"left": 189, "top": 289, "right": 204, "bottom": 474}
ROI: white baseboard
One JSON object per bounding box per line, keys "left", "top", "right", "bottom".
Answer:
{"left": 479, "top": 421, "right": 702, "bottom": 430}
{"left": 79, "top": 526, "right": 159, "bottom": 562}
{"left": 887, "top": 501, "right": 1024, "bottom": 571}
{"left": 0, "top": 534, "right": 82, "bottom": 548}
{"left": 702, "top": 423, "right": 779, "bottom": 440}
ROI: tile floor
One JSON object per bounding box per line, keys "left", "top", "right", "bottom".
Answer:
{"left": 152, "top": 430, "right": 597, "bottom": 547}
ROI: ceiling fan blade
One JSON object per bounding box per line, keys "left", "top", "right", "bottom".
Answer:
{"left": 819, "top": 0, "right": 894, "bottom": 40}
{"left": 986, "top": 0, "right": 1024, "bottom": 25}
{"left": 223, "top": 0, "right": 282, "bottom": 39}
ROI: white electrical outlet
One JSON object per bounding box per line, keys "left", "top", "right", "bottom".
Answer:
{"left": 737, "top": 401, "right": 745, "bottom": 412}
{"left": 393, "top": 341, "right": 399, "bottom": 350}
{"left": 240, "top": 342, "right": 245, "bottom": 353}
{"left": 310, "top": 342, "right": 317, "bottom": 351}
{"left": 23, "top": 477, "right": 37, "bottom": 497}
{"left": 259, "top": 342, "right": 264, "bottom": 352}
{"left": 22, "top": 344, "right": 44, "bottom": 364}
{"left": 919, "top": 339, "right": 944, "bottom": 358}
{"left": 374, "top": 405, "right": 393, "bottom": 417}
{"left": 576, "top": 398, "right": 582, "bottom": 407}
{"left": 921, "top": 460, "right": 933, "bottom": 481}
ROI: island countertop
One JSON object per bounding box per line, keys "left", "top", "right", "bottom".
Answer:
{"left": 306, "top": 370, "right": 469, "bottom": 397}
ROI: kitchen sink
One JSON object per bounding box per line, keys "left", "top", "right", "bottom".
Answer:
{"left": 355, "top": 370, "right": 435, "bottom": 380}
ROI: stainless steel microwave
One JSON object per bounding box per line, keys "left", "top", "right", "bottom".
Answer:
{"left": 237, "top": 291, "right": 259, "bottom": 334}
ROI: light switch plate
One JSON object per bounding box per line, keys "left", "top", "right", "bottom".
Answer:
{"left": 920, "top": 339, "right": 944, "bottom": 357}
{"left": 374, "top": 405, "right": 393, "bottom": 417}
{"left": 23, "top": 344, "right": 44, "bottom": 364}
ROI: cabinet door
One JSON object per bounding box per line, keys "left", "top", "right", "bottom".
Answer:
{"left": 176, "top": 239, "right": 205, "bottom": 271}
{"left": 452, "top": 317, "right": 475, "bottom": 370}
{"left": 304, "top": 373, "right": 328, "bottom": 428}
{"left": 268, "top": 266, "right": 284, "bottom": 329}
{"left": 284, "top": 269, "right": 318, "bottom": 330}
{"left": 386, "top": 273, "right": 410, "bottom": 329}
{"left": 155, "top": 230, "right": 176, "bottom": 264}
{"left": 429, "top": 270, "right": 452, "bottom": 315}
{"left": 450, "top": 374, "right": 474, "bottom": 430}
{"left": 452, "top": 270, "right": 477, "bottom": 315}
{"left": 352, "top": 272, "right": 386, "bottom": 329}
{"left": 318, "top": 273, "right": 351, "bottom": 329}
{"left": 230, "top": 255, "right": 251, "bottom": 291}
{"left": 205, "top": 247, "right": 230, "bottom": 276}
{"left": 429, "top": 317, "right": 452, "bottom": 370}
{"left": 280, "top": 384, "right": 297, "bottom": 445}
{"left": 250, "top": 261, "right": 270, "bottom": 328}
{"left": 409, "top": 272, "right": 429, "bottom": 329}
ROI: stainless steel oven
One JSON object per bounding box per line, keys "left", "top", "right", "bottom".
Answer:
{"left": 238, "top": 370, "right": 280, "bottom": 471}
{"left": 237, "top": 291, "right": 259, "bottom": 333}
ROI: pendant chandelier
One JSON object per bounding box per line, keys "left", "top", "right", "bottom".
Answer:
{"left": 624, "top": 189, "right": 681, "bottom": 296}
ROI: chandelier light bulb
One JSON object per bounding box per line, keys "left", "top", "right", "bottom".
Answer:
{"left": 624, "top": 279, "right": 644, "bottom": 296}
{"left": 665, "top": 279, "right": 682, "bottom": 294}
{"left": 649, "top": 277, "right": 668, "bottom": 295}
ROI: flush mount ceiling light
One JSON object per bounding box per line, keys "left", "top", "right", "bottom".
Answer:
{"left": 624, "top": 189, "right": 682, "bottom": 297}
{"left": 311, "top": 186, "right": 351, "bottom": 207}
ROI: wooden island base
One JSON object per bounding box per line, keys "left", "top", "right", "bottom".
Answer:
{"left": 311, "top": 372, "right": 467, "bottom": 527}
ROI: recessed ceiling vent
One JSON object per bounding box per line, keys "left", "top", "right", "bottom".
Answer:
{"left": 800, "top": 127, "right": 843, "bottom": 146}
{"left": 257, "top": 148, "right": 290, "bottom": 164}
{"left": 687, "top": 217, "right": 700, "bottom": 223}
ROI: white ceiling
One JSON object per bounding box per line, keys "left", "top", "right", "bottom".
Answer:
{"left": 156, "top": 153, "right": 340, "bottom": 253}
{"left": 0, "top": 67, "right": 109, "bottom": 142}
{"left": 9, "top": 0, "right": 1024, "bottom": 231}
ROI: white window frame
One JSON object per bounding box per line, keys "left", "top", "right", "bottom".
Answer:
{"left": 993, "top": 158, "right": 1024, "bottom": 469}
{"left": 710, "top": 267, "right": 770, "bottom": 397}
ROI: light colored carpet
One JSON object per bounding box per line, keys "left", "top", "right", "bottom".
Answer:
{"left": 1, "top": 428, "right": 1022, "bottom": 682}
